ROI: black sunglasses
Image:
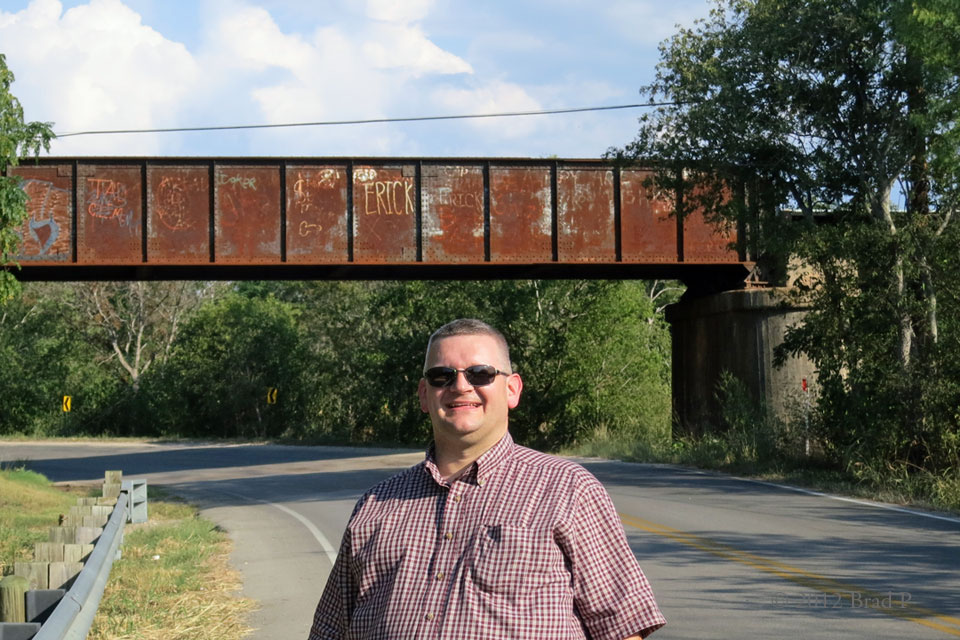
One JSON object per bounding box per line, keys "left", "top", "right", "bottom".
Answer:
{"left": 423, "top": 365, "right": 508, "bottom": 388}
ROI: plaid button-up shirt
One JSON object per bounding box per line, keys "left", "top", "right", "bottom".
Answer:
{"left": 309, "top": 433, "right": 665, "bottom": 639}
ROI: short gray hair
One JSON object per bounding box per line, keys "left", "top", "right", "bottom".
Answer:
{"left": 424, "top": 319, "right": 512, "bottom": 373}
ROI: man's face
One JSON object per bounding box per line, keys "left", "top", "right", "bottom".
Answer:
{"left": 418, "top": 334, "right": 522, "bottom": 447}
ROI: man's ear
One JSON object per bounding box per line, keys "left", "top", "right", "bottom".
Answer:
{"left": 418, "top": 378, "right": 430, "bottom": 413}
{"left": 506, "top": 373, "right": 523, "bottom": 409}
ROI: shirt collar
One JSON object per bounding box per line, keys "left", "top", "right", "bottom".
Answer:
{"left": 424, "top": 431, "right": 515, "bottom": 487}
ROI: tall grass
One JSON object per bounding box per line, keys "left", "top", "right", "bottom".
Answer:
{"left": 0, "top": 467, "right": 87, "bottom": 574}
{"left": 88, "top": 489, "right": 255, "bottom": 640}
{"left": 564, "top": 372, "right": 960, "bottom": 515}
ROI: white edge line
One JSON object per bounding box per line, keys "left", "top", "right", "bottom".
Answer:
{"left": 577, "top": 458, "right": 960, "bottom": 526}
{"left": 729, "top": 474, "right": 960, "bottom": 525}
{"left": 214, "top": 489, "right": 339, "bottom": 565}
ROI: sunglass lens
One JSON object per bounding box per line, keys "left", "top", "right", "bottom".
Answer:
{"left": 464, "top": 365, "right": 497, "bottom": 386}
{"left": 425, "top": 367, "right": 456, "bottom": 387}
{"left": 424, "top": 365, "right": 500, "bottom": 387}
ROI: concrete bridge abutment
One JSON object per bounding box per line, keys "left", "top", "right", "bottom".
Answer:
{"left": 665, "top": 288, "right": 816, "bottom": 437}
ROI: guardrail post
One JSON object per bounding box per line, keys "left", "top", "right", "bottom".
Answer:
{"left": 3, "top": 469, "right": 147, "bottom": 640}
{"left": 24, "top": 590, "right": 64, "bottom": 625}
{"left": 121, "top": 479, "right": 148, "bottom": 524}
{"left": 0, "top": 576, "right": 27, "bottom": 622}
{"left": 102, "top": 471, "right": 122, "bottom": 501}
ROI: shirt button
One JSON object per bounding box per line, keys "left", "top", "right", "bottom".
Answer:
{"left": 425, "top": 613, "right": 435, "bottom": 621}
{"left": 453, "top": 495, "right": 461, "bottom": 503}
{"left": 436, "top": 571, "right": 445, "bottom": 580}
{"left": 444, "top": 532, "right": 453, "bottom": 540}
{"left": 477, "top": 479, "right": 485, "bottom": 487}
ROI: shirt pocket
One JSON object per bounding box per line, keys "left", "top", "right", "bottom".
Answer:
{"left": 470, "top": 524, "right": 566, "bottom": 595}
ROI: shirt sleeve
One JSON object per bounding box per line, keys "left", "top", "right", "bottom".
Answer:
{"left": 307, "top": 524, "right": 358, "bottom": 639}
{"left": 555, "top": 477, "right": 666, "bottom": 639}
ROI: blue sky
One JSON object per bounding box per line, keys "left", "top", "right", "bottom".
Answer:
{"left": 0, "top": 0, "right": 713, "bottom": 157}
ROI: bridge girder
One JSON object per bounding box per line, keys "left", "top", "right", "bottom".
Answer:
{"left": 8, "top": 157, "right": 750, "bottom": 291}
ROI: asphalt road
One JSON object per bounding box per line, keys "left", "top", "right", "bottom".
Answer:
{"left": 3, "top": 440, "right": 959, "bottom": 639}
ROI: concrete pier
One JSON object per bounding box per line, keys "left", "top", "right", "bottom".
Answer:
{"left": 665, "top": 288, "right": 815, "bottom": 436}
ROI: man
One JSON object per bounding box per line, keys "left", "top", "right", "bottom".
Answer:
{"left": 309, "top": 318, "right": 665, "bottom": 639}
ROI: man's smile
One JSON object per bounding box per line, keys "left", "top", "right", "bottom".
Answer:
{"left": 446, "top": 401, "right": 481, "bottom": 409}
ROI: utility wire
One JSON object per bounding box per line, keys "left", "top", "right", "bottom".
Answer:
{"left": 54, "top": 102, "right": 681, "bottom": 138}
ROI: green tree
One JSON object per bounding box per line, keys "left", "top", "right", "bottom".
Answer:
{"left": 614, "top": 0, "right": 960, "bottom": 470}
{"left": 0, "top": 283, "right": 117, "bottom": 436}
{"left": 0, "top": 54, "right": 55, "bottom": 301}
{"left": 155, "top": 291, "right": 308, "bottom": 439}
{"left": 70, "top": 281, "right": 221, "bottom": 392}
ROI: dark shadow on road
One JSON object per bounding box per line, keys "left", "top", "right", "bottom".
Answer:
{"left": 6, "top": 442, "right": 421, "bottom": 483}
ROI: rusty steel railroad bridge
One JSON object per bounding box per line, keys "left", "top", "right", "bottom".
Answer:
{"left": 10, "top": 157, "right": 797, "bottom": 432}
{"left": 9, "top": 157, "right": 751, "bottom": 292}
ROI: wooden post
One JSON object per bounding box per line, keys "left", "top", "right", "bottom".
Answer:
{"left": 63, "top": 543, "right": 94, "bottom": 563}
{"left": 49, "top": 527, "right": 77, "bottom": 544}
{"left": 13, "top": 563, "right": 49, "bottom": 590}
{"left": 48, "top": 562, "right": 84, "bottom": 590}
{"left": 0, "top": 575, "right": 28, "bottom": 623}
{"left": 75, "top": 527, "right": 102, "bottom": 546}
{"left": 103, "top": 471, "right": 122, "bottom": 500}
{"left": 34, "top": 543, "right": 65, "bottom": 563}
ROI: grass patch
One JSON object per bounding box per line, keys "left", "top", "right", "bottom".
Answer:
{"left": 88, "top": 486, "right": 256, "bottom": 640}
{"left": 0, "top": 467, "right": 93, "bottom": 575}
{"left": 1, "top": 472, "right": 253, "bottom": 640}
{"left": 564, "top": 431, "right": 960, "bottom": 515}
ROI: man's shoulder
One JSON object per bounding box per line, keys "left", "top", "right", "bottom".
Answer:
{"left": 509, "top": 444, "right": 601, "bottom": 486}
{"left": 359, "top": 461, "right": 428, "bottom": 503}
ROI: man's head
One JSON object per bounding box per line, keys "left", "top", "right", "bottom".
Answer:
{"left": 418, "top": 319, "right": 522, "bottom": 451}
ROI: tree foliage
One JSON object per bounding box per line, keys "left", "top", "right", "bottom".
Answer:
{"left": 0, "top": 54, "right": 55, "bottom": 301}
{"left": 0, "top": 280, "right": 674, "bottom": 451}
{"left": 614, "top": 0, "right": 960, "bottom": 472}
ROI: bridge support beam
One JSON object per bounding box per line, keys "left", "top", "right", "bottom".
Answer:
{"left": 665, "top": 288, "right": 815, "bottom": 437}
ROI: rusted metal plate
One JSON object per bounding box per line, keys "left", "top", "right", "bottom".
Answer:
{"left": 684, "top": 202, "right": 739, "bottom": 262}
{"left": 12, "top": 157, "right": 754, "bottom": 277}
{"left": 620, "top": 169, "right": 677, "bottom": 263}
{"left": 421, "top": 165, "right": 484, "bottom": 263}
{"left": 147, "top": 167, "right": 209, "bottom": 264}
{"left": 10, "top": 165, "right": 72, "bottom": 264}
{"left": 490, "top": 166, "right": 552, "bottom": 263}
{"left": 353, "top": 165, "right": 417, "bottom": 263}
{"left": 215, "top": 166, "right": 281, "bottom": 264}
{"left": 78, "top": 165, "right": 142, "bottom": 264}
{"left": 286, "top": 166, "right": 348, "bottom": 264}
{"left": 557, "top": 168, "right": 614, "bottom": 262}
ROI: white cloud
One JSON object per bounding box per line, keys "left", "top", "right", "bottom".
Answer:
{"left": 208, "top": 4, "right": 314, "bottom": 71}
{"left": 432, "top": 80, "right": 543, "bottom": 139}
{"left": 365, "top": 0, "right": 435, "bottom": 24}
{"left": 362, "top": 23, "right": 473, "bottom": 76}
{"left": 0, "top": 0, "right": 201, "bottom": 154}
{"left": 0, "top": 0, "right": 630, "bottom": 157}
{"left": 197, "top": 0, "right": 474, "bottom": 152}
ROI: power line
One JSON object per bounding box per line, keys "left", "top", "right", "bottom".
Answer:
{"left": 54, "top": 102, "right": 680, "bottom": 138}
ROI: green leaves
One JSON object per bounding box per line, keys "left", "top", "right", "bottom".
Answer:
{"left": 1, "top": 280, "right": 676, "bottom": 450}
{"left": 617, "top": 0, "right": 960, "bottom": 473}
{"left": 0, "top": 54, "right": 55, "bottom": 302}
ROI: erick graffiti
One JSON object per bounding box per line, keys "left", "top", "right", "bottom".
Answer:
{"left": 363, "top": 181, "right": 414, "bottom": 216}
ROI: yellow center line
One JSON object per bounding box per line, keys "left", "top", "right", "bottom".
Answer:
{"left": 619, "top": 512, "right": 960, "bottom": 637}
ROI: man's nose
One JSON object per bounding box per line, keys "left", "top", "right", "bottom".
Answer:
{"left": 450, "top": 370, "right": 474, "bottom": 391}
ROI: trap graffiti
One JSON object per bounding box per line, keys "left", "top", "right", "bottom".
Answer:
{"left": 86, "top": 178, "right": 134, "bottom": 226}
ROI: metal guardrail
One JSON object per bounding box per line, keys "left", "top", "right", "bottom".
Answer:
{"left": 31, "top": 493, "right": 129, "bottom": 640}
{"left": 0, "top": 478, "right": 148, "bottom": 640}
